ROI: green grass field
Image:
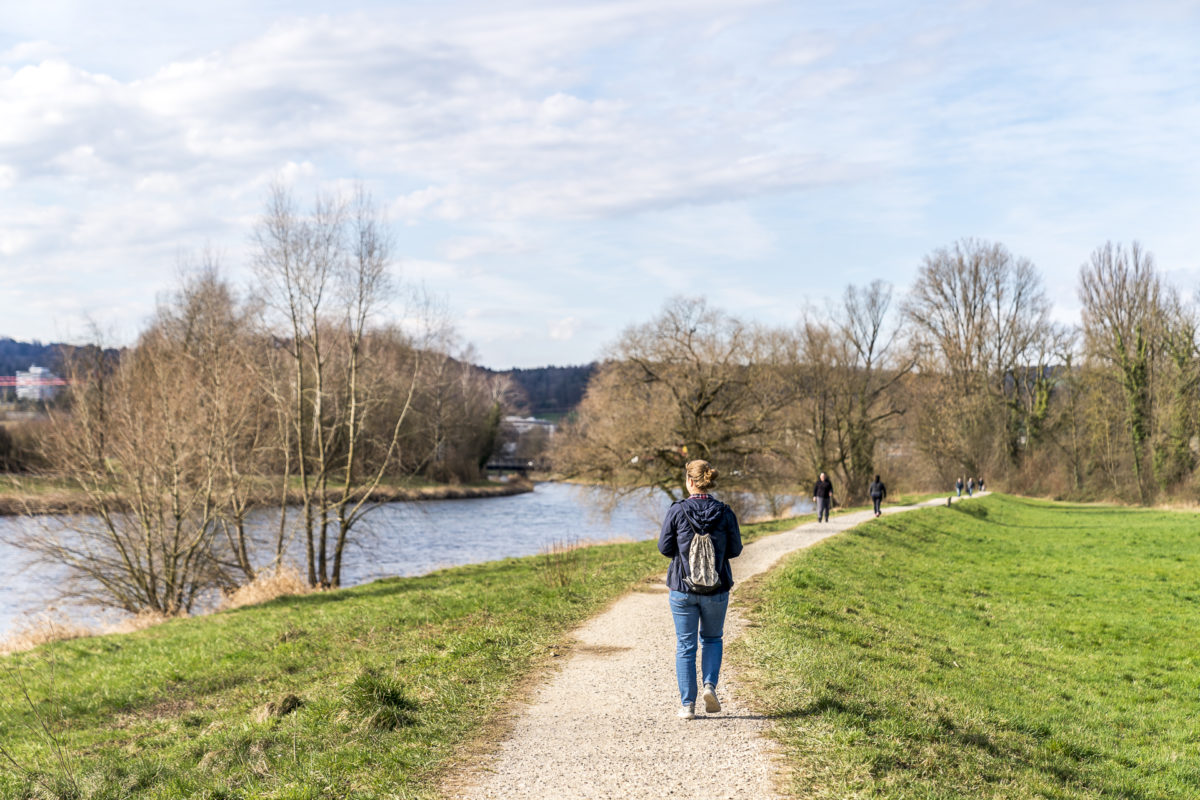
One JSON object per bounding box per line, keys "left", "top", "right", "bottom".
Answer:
{"left": 0, "top": 514, "right": 803, "bottom": 800}
{"left": 734, "top": 494, "right": 1200, "bottom": 799}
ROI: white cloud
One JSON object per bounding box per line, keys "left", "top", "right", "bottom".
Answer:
{"left": 135, "top": 171, "right": 181, "bottom": 193}
{"left": 0, "top": 230, "right": 29, "bottom": 256}
{"left": 548, "top": 316, "right": 580, "bottom": 341}
{"left": 0, "top": 41, "right": 63, "bottom": 64}
{"left": 443, "top": 234, "right": 532, "bottom": 261}
{"left": 398, "top": 258, "right": 461, "bottom": 283}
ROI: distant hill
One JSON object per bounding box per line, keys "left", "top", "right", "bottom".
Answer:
{"left": 0, "top": 338, "right": 63, "bottom": 376}
{"left": 1, "top": 337, "right": 597, "bottom": 418}
{"left": 0, "top": 338, "right": 122, "bottom": 380}
{"left": 496, "top": 364, "right": 596, "bottom": 417}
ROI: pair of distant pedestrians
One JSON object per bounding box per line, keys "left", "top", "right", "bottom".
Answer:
{"left": 813, "top": 472, "right": 887, "bottom": 520}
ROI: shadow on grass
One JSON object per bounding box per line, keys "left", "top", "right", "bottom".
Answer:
{"left": 772, "top": 694, "right": 880, "bottom": 724}
{"left": 951, "top": 503, "right": 989, "bottom": 520}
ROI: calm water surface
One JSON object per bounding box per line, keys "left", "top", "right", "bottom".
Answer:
{"left": 0, "top": 482, "right": 812, "bottom": 637}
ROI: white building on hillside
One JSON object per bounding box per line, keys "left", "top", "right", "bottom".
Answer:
{"left": 15, "top": 365, "right": 60, "bottom": 402}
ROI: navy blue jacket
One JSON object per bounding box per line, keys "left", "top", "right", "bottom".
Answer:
{"left": 658, "top": 495, "right": 743, "bottom": 593}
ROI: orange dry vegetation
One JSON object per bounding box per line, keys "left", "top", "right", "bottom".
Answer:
{"left": 219, "top": 566, "right": 314, "bottom": 611}
{"left": 0, "top": 613, "right": 93, "bottom": 655}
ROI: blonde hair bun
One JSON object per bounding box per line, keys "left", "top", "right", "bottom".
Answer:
{"left": 686, "top": 459, "right": 718, "bottom": 492}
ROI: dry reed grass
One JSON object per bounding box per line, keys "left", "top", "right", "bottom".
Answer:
{"left": 107, "top": 609, "right": 183, "bottom": 634}
{"left": 0, "top": 608, "right": 193, "bottom": 655}
{"left": 1, "top": 567, "right": 313, "bottom": 655}
{"left": 0, "top": 613, "right": 93, "bottom": 655}
{"left": 219, "top": 565, "right": 313, "bottom": 611}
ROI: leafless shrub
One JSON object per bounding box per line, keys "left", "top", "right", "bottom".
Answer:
{"left": 23, "top": 308, "right": 233, "bottom": 617}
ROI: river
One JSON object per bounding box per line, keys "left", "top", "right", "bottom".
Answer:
{"left": 0, "top": 482, "right": 812, "bottom": 637}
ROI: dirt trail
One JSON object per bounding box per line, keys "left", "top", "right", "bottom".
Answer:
{"left": 448, "top": 494, "right": 976, "bottom": 800}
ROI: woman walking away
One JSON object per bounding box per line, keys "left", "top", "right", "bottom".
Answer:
{"left": 659, "top": 460, "right": 743, "bottom": 720}
{"left": 869, "top": 474, "right": 887, "bottom": 517}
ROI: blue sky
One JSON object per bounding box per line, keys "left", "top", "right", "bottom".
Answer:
{"left": 1, "top": 0, "right": 1198, "bottom": 368}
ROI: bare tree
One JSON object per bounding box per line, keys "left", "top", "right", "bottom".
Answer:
{"left": 905, "top": 239, "right": 1054, "bottom": 475}
{"left": 794, "top": 319, "right": 837, "bottom": 479}
{"left": 1149, "top": 290, "right": 1199, "bottom": 488}
{"left": 162, "top": 262, "right": 274, "bottom": 584}
{"left": 554, "top": 297, "right": 795, "bottom": 501}
{"left": 252, "top": 183, "right": 425, "bottom": 588}
{"left": 1078, "top": 241, "right": 1163, "bottom": 502}
{"left": 813, "top": 281, "right": 914, "bottom": 502}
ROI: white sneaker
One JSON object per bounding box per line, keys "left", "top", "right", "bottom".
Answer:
{"left": 677, "top": 703, "right": 695, "bottom": 720}
{"left": 702, "top": 684, "right": 721, "bottom": 714}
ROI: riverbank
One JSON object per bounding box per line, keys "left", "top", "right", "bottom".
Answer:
{"left": 0, "top": 475, "right": 533, "bottom": 516}
{"left": 0, "top": 513, "right": 804, "bottom": 799}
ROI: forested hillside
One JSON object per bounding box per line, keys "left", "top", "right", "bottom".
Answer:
{"left": 2, "top": 337, "right": 596, "bottom": 419}
{"left": 500, "top": 364, "right": 596, "bottom": 416}
{"left": 0, "top": 337, "right": 61, "bottom": 375}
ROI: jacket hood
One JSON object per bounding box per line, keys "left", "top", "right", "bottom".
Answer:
{"left": 681, "top": 496, "right": 727, "bottom": 532}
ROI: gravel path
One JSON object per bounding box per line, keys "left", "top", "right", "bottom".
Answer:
{"left": 447, "top": 494, "right": 978, "bottom": 800}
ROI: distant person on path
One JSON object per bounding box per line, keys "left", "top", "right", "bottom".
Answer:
{"left": 813, "top": 472, "right": 834, "bottom": 522}
{"left": 967, "top": 477, "right": 975, "bottom": 496}
{"left": 658, "top": 460, "right": 743, "bottom": 720}
{"left": 955, "top": 476, "right": 963, "bottom": 497}
{"left": 868, "top": 474, "right": 887, "bottom": 517}
{"left": 978, "top": 477, "right": 985, "bottom": 492}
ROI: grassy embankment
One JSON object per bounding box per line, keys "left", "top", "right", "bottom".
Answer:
{"left": 0, "top": 514, "right": 807, "bottom": 799}
{"left": 0, "top": 474, "right": 530, "bottom": 515}
{"left": 885, "top": 491, "right": 950, "bottom": 506}
{"left": 734, "top": 493, "right": 1200, "bottom": 799}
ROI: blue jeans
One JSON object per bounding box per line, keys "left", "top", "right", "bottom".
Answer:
{"left": 669, "top": 589, "right": 729, "bottom": 706}
{"left": 816, "top": 496, "right": 830, "bottom": 522}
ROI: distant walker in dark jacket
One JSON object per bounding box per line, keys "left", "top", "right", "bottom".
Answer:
{"left": 813, "top": 472, "right": 834, "bottom": 522}
{"left": 658, "top": 459, "right": 743, "bottom": 720}
{"left": 869, "top": 474, "right": 887, "bottom": 518}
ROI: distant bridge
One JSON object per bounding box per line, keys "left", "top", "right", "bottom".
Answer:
{"left": 0, "top": 376, "right": 68, "bottom": 386}
{"left": 484, "top": 458, "right": 544, "bottom": 475}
